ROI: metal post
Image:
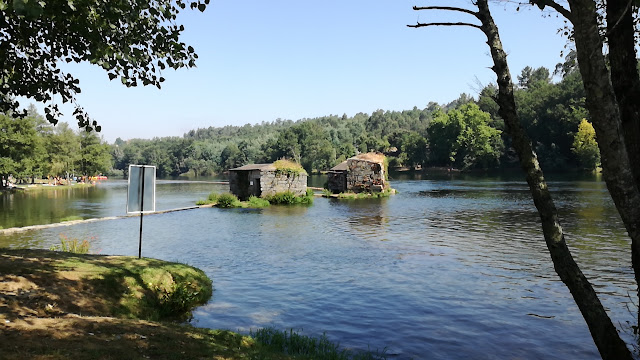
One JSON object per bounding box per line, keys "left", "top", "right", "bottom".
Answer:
{"left": 138, "top": 166, "right": 145, "bottom": 259}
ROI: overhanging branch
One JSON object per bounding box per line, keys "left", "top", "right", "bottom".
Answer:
{"left": 529, "top": 0, "right": 573, "bottom": 21}
{"left": 407, "top": 22, "right": 482, "bottom": 29}
{"left": 412, "top": 6, "right": 478, "bottom": 16}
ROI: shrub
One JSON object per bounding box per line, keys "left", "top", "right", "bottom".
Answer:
{"left": 264, "top": 190, "right": 313, "bottom": 205}
{"left": 300, "top": 188, "right": 314, "bottom": 204}
{"left": 216, "top": 193, "right": 241, "bottom": 208}
{"left": 155, "top": 281, "right": 204, "bottom": 319}
{"left": 207, "top": 192, "right": 219, "bottom": 202}
{"left": 247, "top": 196, "right": 270, "bottom": 208}
{"left": 196, "top": 191, "right": 220, "bottom": 206}
{"left": 265, "top": 191, "right": 297, "bottom": 205}
{"left": 50, "top": 234, "right": 92, "bottom": 254}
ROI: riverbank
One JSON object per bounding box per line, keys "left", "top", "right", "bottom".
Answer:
{"left": 1, "top": 182, "right": 94, "bottom": 193}
{"left": 0, "top": 248, "right": 236, "bottom": 359}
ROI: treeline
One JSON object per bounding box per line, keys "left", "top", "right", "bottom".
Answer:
{"left": 0, "top": 106, "right": 112, "bottom": 187}
{"left": 111, "top": 63, "right": 598, "bottom": 177}
{"left": 2, "top": 63, "right": 600, "bottom": 182}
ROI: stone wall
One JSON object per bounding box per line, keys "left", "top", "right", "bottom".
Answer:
{"left": 346, "top": 158, "right": 386, "bottom": 193}
{"left": 260, "top": 171, "right": 308, "bottom": 197}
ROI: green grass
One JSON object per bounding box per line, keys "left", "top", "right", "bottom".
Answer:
{"left": 196, "top": 191, "right": 220, "bottom": 205}
{"left": 264, "top": 189, "right": 314, "bottom": 205}
{"left": 274, "top": 159, "right": 308, "bottom": 177}
{"left": 247, "top": 195, "right": 271, "bottom": 208}
{"left": 60, "top": 215, "right": 83, "bottom": 222}
{"left": 216, "top": 192, "right": 242, "bottom": 208}
{"left": 58, "top": 254, "right": 213, "bottom": 321}
{"left": 252, "top": 327, "right": 387, "bottom": 360}
{"left": 22, "top": 183, "right": 94, "bottom": 192}
{"left": 328, "top": 188, "right": 395, "bottom": 200}
{"left": 49, "top": 234, "right": 92, "bottom": 254}
{"left": 197, "top": 190, "right": 311, "bottom": 208}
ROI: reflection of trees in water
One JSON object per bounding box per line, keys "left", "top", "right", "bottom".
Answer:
{"left": 329, "top": 198, "right": 389, "bottom": 241}
{"left": 0, "top": 186, "right": 108, "bottom": 228}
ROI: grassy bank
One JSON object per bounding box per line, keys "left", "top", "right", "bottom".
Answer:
{"left": 0, "top": 249, "right": 212, "bottom": 322}
{"left": 0, "top": 249, "right": 384, "bottom": 359}
{"left": 2, "top": 183, "right": 94, "bottom": 193}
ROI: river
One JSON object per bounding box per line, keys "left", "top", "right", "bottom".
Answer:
{"left": 0, "top": 173, "right": 635, "bottom": 359}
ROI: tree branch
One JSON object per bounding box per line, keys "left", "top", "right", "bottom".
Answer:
{"left": 407, "top": 22, "right": 482, "bottom": 29}
{"left": 530, "top": 0, "right": 573, "bottom": 21}
{"left": 412, "top": 6, "right": 478, "bottom": 16}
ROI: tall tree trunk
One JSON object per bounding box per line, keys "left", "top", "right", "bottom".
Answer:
{"left": 607, "top": 0, "right": 640, "bottom": 188}
{"left": 568, "top": 0, "right": 640, "bottom": 335}
{"left": 474, "top": 0, "right": 632, "bottom": 358}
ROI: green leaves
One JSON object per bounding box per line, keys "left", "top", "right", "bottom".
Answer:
{"left": 12, "top": 0, "right": 44, "bottom": 18}
{"left": 3, "top": 0, "right": 208, "bottom": 131}
{"left": 427, "top": 103, "right": 503, "bottom": 169}
{"left": 572, "top": 119, "right": 600, "bottom": 170}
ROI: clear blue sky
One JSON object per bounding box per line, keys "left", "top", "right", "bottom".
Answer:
{"left": 30, "top": 1, "right": 569, "bottom": 143}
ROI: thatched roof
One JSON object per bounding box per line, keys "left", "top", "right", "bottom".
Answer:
{"left": 352, "top": 152, "right": 385, "bottom": 164}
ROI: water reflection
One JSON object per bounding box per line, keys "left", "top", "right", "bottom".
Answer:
{"left": 0, "top": 186, "right": 109, "bottom": 228}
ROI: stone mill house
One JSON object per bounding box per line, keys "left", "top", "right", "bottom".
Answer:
{"left": 327, "top": 153, "right": 388, "bottom": 193}
{"left": 228, "top": 163, "right": 308, "bottom": 200}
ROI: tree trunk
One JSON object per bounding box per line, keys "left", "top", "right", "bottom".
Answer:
{"left": 607, "top": 0, "right": 640, "bottom": 190}
{"left": 568, "top": 0, "right": 640, "bottom": 336}
{"left": 474, "top": 1, "right": 632, "bottom": 358}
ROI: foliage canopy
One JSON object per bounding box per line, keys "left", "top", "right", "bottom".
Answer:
{"left": 0, "top": 0, "right": 208, "bottom": 130}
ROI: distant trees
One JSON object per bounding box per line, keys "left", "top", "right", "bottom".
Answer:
{"left": 0, "top": 111, "right": 112, "bottom": 188}
{"left": 0, "top": 114, "right": 40, "bottom": 187}
{"left": 572, "top": 119, "right": 600, "bottom": 170}
{"left": 108, "top": 72, "right": 597, "bottom": 177}
{"left": 428, "top": 104, "right": 503, "bottom": 169}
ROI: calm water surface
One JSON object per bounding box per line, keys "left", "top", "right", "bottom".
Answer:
{"left": 0, "top": 173, "right": 635, "bottom": 359}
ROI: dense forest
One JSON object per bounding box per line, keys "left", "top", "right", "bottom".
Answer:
{"left": 0, "top": 105, "right": 112, "bottom": 185}
{"left": 110, "top": 61, "right": 598, "bottom": 177}
{"left": 1, "top": 61, "right": 600, "bottom": 181}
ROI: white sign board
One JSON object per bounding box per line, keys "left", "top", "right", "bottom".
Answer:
{"left": 127, "top": 165, "right": 156, "bottom": 214}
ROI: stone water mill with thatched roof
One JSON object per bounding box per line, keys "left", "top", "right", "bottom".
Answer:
{"left": 228, "top": 160, "right": 308, "bottom": 201}
{"left": 327, "top": 152, "right": 388, "bottom": 194}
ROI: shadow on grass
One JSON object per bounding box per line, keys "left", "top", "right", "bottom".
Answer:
{"left": 0, "top": 248, "right": 212, "bottom": 321}
{"left": 0, "top": 317, "right": 264, "bottom": 360}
